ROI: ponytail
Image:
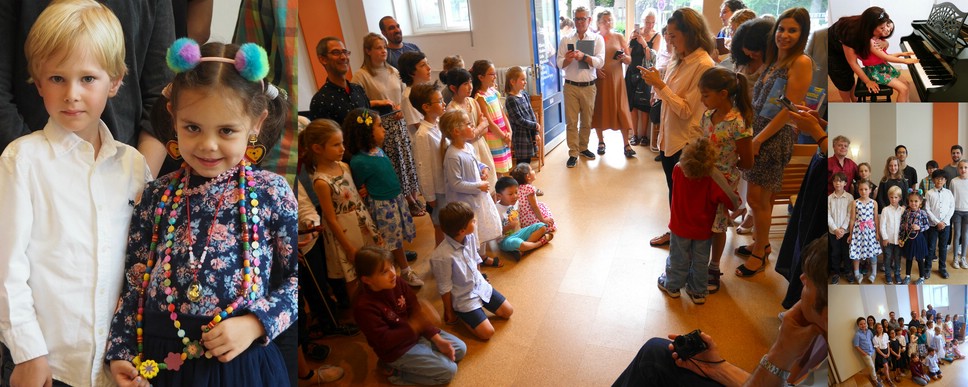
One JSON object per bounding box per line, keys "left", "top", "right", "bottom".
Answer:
{"left": 733, "top": 72, "right": 753, "bottom": 127}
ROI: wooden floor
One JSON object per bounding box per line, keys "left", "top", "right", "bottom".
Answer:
{"left": 836, "top": 353, "right": 968, "bottom": 387}
{"left": 303, "top": 130, "right": 802, "bottom": 386}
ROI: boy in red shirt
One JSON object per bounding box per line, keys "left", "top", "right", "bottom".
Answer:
{"left": 658, "top": 138, "right": 739, "bottom": 304}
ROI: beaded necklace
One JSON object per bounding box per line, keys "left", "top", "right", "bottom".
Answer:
{"left": 133, "top": 161, "right": 261, "bottom": 379}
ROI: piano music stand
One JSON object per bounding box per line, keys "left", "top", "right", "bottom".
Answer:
{"left": 854, "top": 81, "right": 895, "bottom": 102}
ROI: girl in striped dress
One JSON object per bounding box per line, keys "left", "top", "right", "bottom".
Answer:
{"left": 471, "top": 60, "right": 513, "bottom": 175}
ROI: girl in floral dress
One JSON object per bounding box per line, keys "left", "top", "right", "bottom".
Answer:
{"left": 850, "top": 180, "right": 883, "bottom": 284}
{"left": 511, "top": 163, "right": 556, "bottom": 232}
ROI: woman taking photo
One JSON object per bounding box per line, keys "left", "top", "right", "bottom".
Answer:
{"left": 626, "top": 9, "right": 661, "bottom": 147}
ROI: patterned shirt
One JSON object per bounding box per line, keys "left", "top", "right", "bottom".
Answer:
{"left": 701, "top": 108, "right": 751, "bottom": 185}
{"left": 309, "top": 80, "right": 370, "bottom": 123}
{"left": 505, "top": 92, "right": 539, "bottom": 160}
{"left": 106, "top": 168, "right": 299, "bottom": 362}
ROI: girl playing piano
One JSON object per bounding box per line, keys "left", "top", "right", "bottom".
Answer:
{"left": 858, "top": 19, "right": 919, "bottom": 102}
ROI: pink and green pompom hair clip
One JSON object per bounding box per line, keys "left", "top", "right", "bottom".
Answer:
{"left": 166, "top": 37, "right": 270, "bottom": 82}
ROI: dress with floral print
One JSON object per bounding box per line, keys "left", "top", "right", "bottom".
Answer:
{"left": 315, "top": 162, "right": 383, "bottom": 280}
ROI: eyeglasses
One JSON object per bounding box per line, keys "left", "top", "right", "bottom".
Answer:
{"left": 328, "top": 50, "right": 352, "bottom": 57}
{"left": 574, "top": 17, "right": 590, "bottom": 21}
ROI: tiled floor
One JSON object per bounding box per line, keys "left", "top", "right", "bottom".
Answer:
{"left": 306, "top": 130, "right": 797, "bottom": 386}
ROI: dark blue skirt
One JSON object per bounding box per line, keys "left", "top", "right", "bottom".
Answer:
{"left": 142, "top": 312, "right": 288, "bottom": 386}
{"left": 903, "top": 233, "right": 928, "bottom": 260}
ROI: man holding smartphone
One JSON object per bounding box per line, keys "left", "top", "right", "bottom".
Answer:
{"left": 556, "top": 6, "right": 604, "bottom": 168}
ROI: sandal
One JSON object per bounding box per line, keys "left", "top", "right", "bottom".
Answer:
{"left": 624, "top": 145, "right": 636, "bottom": 158}
{"left": 539, "top": 233, "right": 555, "bottom": 245}
{"left": 735, "top": 253, "right": 768, "bottom": 277}
{"left": 650, "top": 232, "right": 671, "bottom": 247}
{"left": 735, "top": 244, "right": 771, "bottom": 257}
{"left": 409, "top": 201, "right": 427, "bottom": 217}
{"left": 536, "top": 188, "right": 544, "bottom": 196}
{"left": 597, "top": 142, "right": 606, "bottom": 155}
{"left": 708, "top": 269, "right": 723, "bottom": 294}
{"left": 629, "top": 135, "right": 639, "bottom": 146}
{"left": 482, "top": 256, "right": 504, "bottom": 267}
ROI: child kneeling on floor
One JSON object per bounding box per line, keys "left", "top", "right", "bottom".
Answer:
{"left": 657, "top": 138, "right": 739, "bottom": 304}
{"left": 430, "top": 202, "right": 514, "bottom": 340}
{"left": 494, "top": 176, "right": 553, "bottom": 260}
{"left": 354, "top": 246, "right": 467, "bottom": 385}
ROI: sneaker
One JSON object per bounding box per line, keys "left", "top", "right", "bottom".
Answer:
{"left": 403, "top": 268, "right": 425, "bottom": 287}
{"left": 579, "top": 149, "right": 597, "bottom": 160}
{"left": 687, "top": 292, "right": 706, "bottom": 304}
{"left": 405, "top": 250, "right": 418, "bottom": 262}
{"left": 566, "top": 156, "right": 578, "bottom": 168}
{"left": 903, "top": 275, "right": 911, "bottom": 284}
{"left": 848, "top": 275, "right": 858, "bottom": 284}
{"left": 955, "top": 260, "right": 962, "bottom": 269}
{"left": 916, "top": 277, "right": 926, "bottom": 285}
{"left": 657, "top": 274, "right": 680, "bottom": 298}
{"left": 868, "top": 274, "right": 876, "bottom": 284}
{"left": 886, "top": 278, "right": 893, "bottom": 285}
{"left": 941, "top": 270, "right": 950, "bottom": 279}
{"left": 310, "top": 364, "right": 345, "bottom": 383}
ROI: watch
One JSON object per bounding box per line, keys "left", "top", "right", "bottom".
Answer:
{"left": 759, "top": 355, "right": 790, "bottom": 381}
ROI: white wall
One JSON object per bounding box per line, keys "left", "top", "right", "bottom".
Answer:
{"left": 829, "top": 286, "right": 865, "bottom": 383}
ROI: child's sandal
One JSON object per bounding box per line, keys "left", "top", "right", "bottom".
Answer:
{"left": 539, "top": 233, "right": 554, "bottom": 245}
{"left": 482, "top": 256, "right": 504, "bottom": 267}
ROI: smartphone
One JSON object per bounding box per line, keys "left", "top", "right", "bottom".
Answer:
{"left": 613, "top": 50, "right": 625, "bottom": 60}
{"left": 777, "top": 96, "right": 798, "bottom": 112}
{"left": 716, "top": 37, "right": 729, "bottom": 55}
{"left": 673, "top": 329, "right": 709, "bottom": 361}
{"left": 567, "top": 43, "right": 575, "bottom": 52}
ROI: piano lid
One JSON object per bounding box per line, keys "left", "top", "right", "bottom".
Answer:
{"left": 924, "top": 2, "right": 968, "bottom": 57}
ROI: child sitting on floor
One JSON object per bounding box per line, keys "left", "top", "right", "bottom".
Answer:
{"left": 429, "top": 202, "right": 514, "bottom": 340}
{"left": 909, "top": 353, "right": 928, "bottom": 385}
{"left": 511, "top": 163, "right": 556, "bottom": 232}
{"left": 494, "top": 176, "right": 553, "bottom": 260}
{"left": 925, "top": 347, "right": 943, "bottom": 380}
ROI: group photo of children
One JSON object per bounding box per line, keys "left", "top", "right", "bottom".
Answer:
{"left": 830, "top": 285, "right": 968, "bottom": 386}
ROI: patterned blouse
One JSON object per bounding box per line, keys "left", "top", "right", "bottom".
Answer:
{"left": 105, "top": 168, "right": 299, "bottom": 362}
{"left": 701, "top": 108, "right": 751, "bottom": 185}
{"left": 505, "top": 92, "right": 539, "bottom": 160}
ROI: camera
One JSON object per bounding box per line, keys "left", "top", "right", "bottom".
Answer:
{"left": 673, "top": 329, "right": 708, "bottom": 361}
{"left": 613, "top": 50, "right": 625, "bottom": 60}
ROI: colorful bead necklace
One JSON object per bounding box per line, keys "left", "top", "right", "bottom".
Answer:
{"left": 184, "top": 192, "right": 224, "bottom": 303}
{"left": 133, "top": 161, "right": 261, "bottom": 380}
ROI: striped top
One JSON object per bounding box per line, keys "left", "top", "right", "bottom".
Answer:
{"left": 476, "top": 87, "right": 512, "bottom": 173}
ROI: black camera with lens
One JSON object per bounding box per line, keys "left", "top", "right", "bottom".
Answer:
{"left": 673, "top": 329, "right": 708, "bottom": 361}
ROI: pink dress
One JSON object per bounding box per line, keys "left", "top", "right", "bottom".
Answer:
{"left": 516, "top": 183, "right": 555, "bottom": 232}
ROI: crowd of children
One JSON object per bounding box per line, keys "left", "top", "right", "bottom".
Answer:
{"left": 854, "top": 312, "right": 966, "bottom": 386}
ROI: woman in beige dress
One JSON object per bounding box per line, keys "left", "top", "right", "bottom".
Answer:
{"left": 591, "top": 10, "right": 636, "bottom": 158}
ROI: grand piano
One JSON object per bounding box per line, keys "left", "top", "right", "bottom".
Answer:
{"left": 900, "top": 2, "right": 968, "bottom": 101}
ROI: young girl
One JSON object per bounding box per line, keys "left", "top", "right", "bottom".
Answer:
{"left": 878, "top": 157, "right": 909, "bottom": 211}
{"left": 445, "top": 68, "right": 497, "bottom": 189}
{"left": 898, "top": 328, "right": 910, "bottom": 374}
{"left": 854, "top": 162, "right": 877, "bottom": 200}
{"left": 857, "top": 19, "right": 918, "bottom": 102}
{"left": 439, "top": 109, "right": 503, "bottom": 244}
{"left": 849, "top": 180, "right": 882, "bottom": 284}
{"left": 471, "top": 59, "right": 513, "bottom": 176}
{"left": 301, "top": 119, "right": 383, "bottom": 297}
{"left": 872, "top": 323, "right": 893, "bottom": 386}
{"left": 950, "top": 160, "right": 968, "bottom": 269}
{"left": 901, "top": 192, "right": 930, "bottom": 284}
{"left": 106, "top": 40, "right": 297, "bottom": 384}
{"left": 510, "top": 163, "right": 556, "bottom": 232}
{"left": 889, "top": 329, "right": 902, "bottom": 382}
{"left": 909, "top": 353, "right": 928, "bottom": 385}
{"left": 353, "top": 246, "right": 466, "bottom": 385}
{"left": 881, "top": 186, "right": 905, "bottom": 284}
{"left": 696, "top": 67, "right": 753, "bottom": 285}
{"left": 399, "top": 51, "right": 433, "bottom": 133}
{"left": 343, "top": 108, "right": 422, "bottom": 287}
{"left": 504, "top": 66, "right": 544, "bottom": 164}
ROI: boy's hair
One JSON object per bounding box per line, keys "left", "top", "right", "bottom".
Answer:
{"left": 160, "top": 42, "right": 289, "bottom": 153}
{"left": 895, "top": 144, "right": 907, "bottom": 154}
{"left": 927, "top": 160, "right": 939, "bottom": 169}
{"left": 832, "top": 171, "right": 847, "bottom": 183}
{"left": 495, "top": 176, "right": 519, "bottom": 194}
{"left": 511, "top": 163, "right": 532, "bottom": 185}
{"left": 409, "top": 81, "right": 441, "bottom": 115}
{"left": 857, "top": 317, "right": 866, "bottom": 326}
{"left": 397, "top": 51, "right": 427, "bottom": 86}
{"left": 888, "top": 185, "right": 902, "bottom": 199}
{"left": 354, "top": 246, "right": 393, "bottom": 278}
{"left": 953, "top": 144, "right": 964, "bottom": 153}
{"left": 25, "top": 0, "right": 128, "bottom": 83}
{"left": 504, "top": 66, "right": 526, "bottom": 95}
{"left": 341, "top": 108, "right": 380, "bottom": 162}
{"left": 800, "top": 236, "right": 827, "bottom": 314}
{"left": 959, "top": 160, "right": 968, "bottom": 168}
{"left": 439, "top": 201, "right": 475, "bottom": 238}
{"left": 928, "top": 347, "right": 936, "bottom": 353}
{"left": 832, "top": 135, "right": 850, "bottom": 146}
{"left": 932, "top": 169, "right": 947, "bottom": 180}
{"left": 699, "top": 67, "right": 753, "bottom": 127}
{"left": 297, "top": 119, "right": 341, "bottom": 175}
{"left": 679, "top": 138, "right": 718, "bottom": 178}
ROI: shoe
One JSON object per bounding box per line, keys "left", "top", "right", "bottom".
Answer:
{"left": 629, "top": 135, "right": 639, "bottom": 146}
{"left": 300, "top": 364, "right": 345, "bottom": 383}
{"left": 405, "top": 250, "right": 418, "bottom": 262}
{"left": 654, "top": 154, "right": 661, "bottom": 162}
{"left": 302, "top": 342, "right": 330, "bottom": 362}
{"left": 708, "top": 269, "right": 723, "bottom": 293}
{"left": 580, "top": 149, "right": 597, "bottom": 159}
{"left": 403, "top": 268, "right": 425, "bottom": 287}
{"left": 941, "top": 270, "right": 950, "bottom": 279}
{"left": 903, "top": 275, "right": 911, "bottom": 284}
{"left": 735, "top": 244, "right": 771, "bottom": 257}
{"left": 735, "top": 253, "right": 767, "bottom": 277}
{"left": 886, "top": 278, "right": 893, "bottom": 285}
{"left": 868, "top": 274, "right": 876, "bottom": 284}
{"left": 408, "top": 201, "right": 427, "bottom": 217}
{"left": 955, "top": 260, "right": 961, "bottom": 269}
{"left": 831, "top": 274, "right": 840, "bottom": 284}
{"left": 650, "top": 232, "right": 671, "bottom": 247}
{"left": 657, "top": 274, "right": 680, "bottom": 298}
{"left": 624, "top": 146, "right": 636, "bottom": 158}
{"left": 566, "top": 156, "right": 578, "bottom": 168}
{"left": 687, "top": 292, "right": 706, "bottom": 304}
{"left": 597, "top": 143, "right": 606, "bottom": 155}
{"left": 916, "top": 277, "right": 925, "bottom": 285}
{"left": 536, "top": 188, "right": 544, "bottom": 196}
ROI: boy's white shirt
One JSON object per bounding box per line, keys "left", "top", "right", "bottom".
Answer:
{"left": 828, "top": 190, "right": 851, "bottom": 233}
{"left": 880, "top": 204, "right": 905, "bottom": 244}
{"left": 0, "top": 120, "right": 150, "bottom": 387}
{"left": 411, "top": 120, "right": 445, "bottom": 202}
{"left": 925, "top": 186, "right": 955, "bottom": 225}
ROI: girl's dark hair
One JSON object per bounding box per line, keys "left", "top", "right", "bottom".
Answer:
{"left": 510, "top": 162, "right": 531, "bottom": 185}
{"left": 765, "top": 7, "right": 810, "bottom": 69}
{"left": 730, "top": 18, "right": 773, "bottom": 65}
{"left": 444, "top": 68, "right": 472, "bottom": 91}
{"left": 844, "top": 7, "right": 889, "bottom": 59}
{"left": 158, "top": 42, "right": 289, "bottom": 153}
{"left": 354, "top": 246, "right": 393, "bottom": 278}
{"left": 341, "top": 108, "right": 380, "bottom": 162}
{"left": 698, "top": 67, "right": 753, "bottom": 126}
{"left": 297, "top": 119, "right": 341, "bottom": 175}
{"left": 723, "top": 0, "right": 747, "bottom": 12}
{"left": 397, "top": 51, "right": 426, "bottom": 86}
{"left": 470, "top": 59, "right": 493, "bottom": 97}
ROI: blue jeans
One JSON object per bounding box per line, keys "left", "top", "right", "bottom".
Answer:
{"left": 665, "top": 233, "right": 711, "bottom": 296}
{"left": 883, "top": 243, "right": 902, "bottom": 281}
{"left": 952, "top": 211, "right": 968, "bottom": 258}
{"left": 387, "top": 330, "right": 467, "bottom": 385}
{"left": 926, "top": 224, "right": 951, "bottom": 272}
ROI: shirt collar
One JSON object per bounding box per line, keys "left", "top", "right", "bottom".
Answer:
{"left": 682, "top": 48, "right": 709, "bottom": 64}
{"left": 443, "top": 234, "right": 466, "bottom": 250}
{"left": 42, "top": 119, "right": 118, "bottom": 159}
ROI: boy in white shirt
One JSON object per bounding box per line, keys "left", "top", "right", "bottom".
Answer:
{"left": 925, "top": 169, "right": 955, "bottom": 279}
{"left": 949, "top": 160, "right": 968, "bottom": 269}
{"left": 0, "top": 1, "right": 151, "bottom": 386}
{"left": 881, "top": 186, "right": 906, "bottom": 284}
{"left": 925, "top": 347, "right": 943, "bottom": 380}
{"left": 493, "top": 177, "right": 552, "bottom": 260}
{"left": 410, "top": 81, "right": 447, "bottom": 245}
{"left": 829, "top": 172, "right": 852, "bottom": 284}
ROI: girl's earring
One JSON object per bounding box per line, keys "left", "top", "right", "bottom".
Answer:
{"left": 165, "top": 140, "right": 182, "bottom": 160}
{"left": 245, "top": 133, "right": 267, "bottom": 164}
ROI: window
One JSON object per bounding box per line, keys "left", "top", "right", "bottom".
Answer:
{"left": 924, "top": 285, "right": 949, "bottom": 308}
{"left": 409, "top": 0, "right": 470, "bottom": 33}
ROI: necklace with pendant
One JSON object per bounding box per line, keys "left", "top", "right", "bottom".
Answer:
{"left": 184, "top": 177, "right": 226, "bottom": 303}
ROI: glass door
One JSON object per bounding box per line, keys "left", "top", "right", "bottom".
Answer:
{"left": 531, "top": 0, "right": 565, "bottom": 147}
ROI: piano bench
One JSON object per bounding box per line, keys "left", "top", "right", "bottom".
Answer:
{"left": 854, "top": 82, "right": 894, "bottom": 102}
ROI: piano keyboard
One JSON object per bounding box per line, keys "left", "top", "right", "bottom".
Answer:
{"left": 901, "top": 39, "right": 955, "bottom": 91}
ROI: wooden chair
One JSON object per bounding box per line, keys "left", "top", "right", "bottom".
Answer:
{"left": 530, "top": 94, "right": 545, "bottom": 172}
{"left": 770, "top": 144, "right": 817, "bottom": 230}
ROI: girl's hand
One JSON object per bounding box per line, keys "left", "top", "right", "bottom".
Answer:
{"left": 432, "top": 334, "right": 457, "bottom": 361}
{"left": 751, "top": 138, "right": 762, "bottom": 156}
{"left": 479, "top": 182, "right": 489, "bottom": 192}
{"left": 202, "top": 315, "right": 265, "bottom": 363}
{"left": 847, "top": 233, "right": 852, "bottom": 244}
{"left": 905, "top": 58, "right": 920, "bottom": 64}
{"left": 480, "top": 167, "right": 490, "bottom": 181}
{"left": 110, "top": 360, "right": 149, "bottom": 387}
{"left": 503, "top": 132, "right": 512, "bottom": 145}
{"left": 913, "top": 224, "right": 920, "bottom": 231}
